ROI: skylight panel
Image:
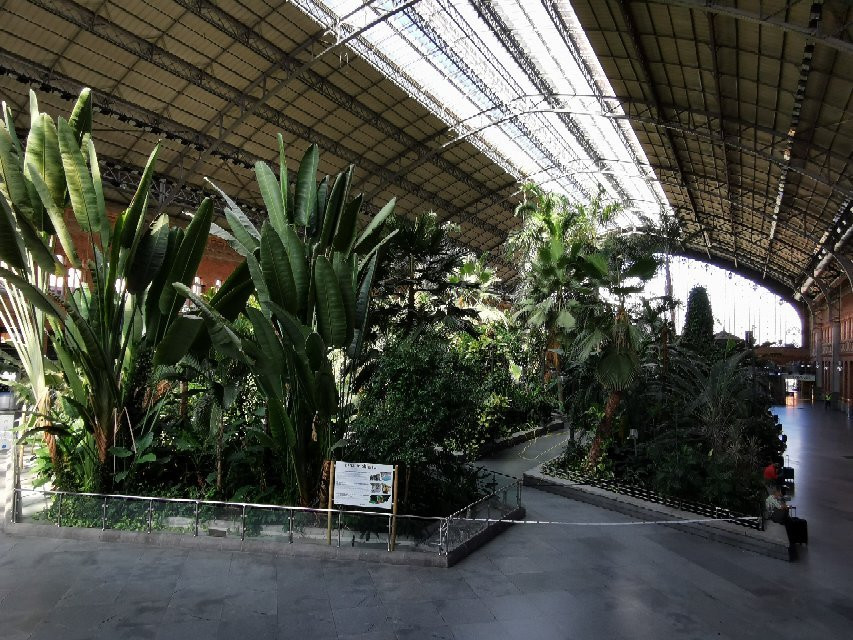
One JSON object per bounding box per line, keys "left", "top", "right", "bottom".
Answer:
{"left": 294, "top": 0, "right": 670, "bottom": 226}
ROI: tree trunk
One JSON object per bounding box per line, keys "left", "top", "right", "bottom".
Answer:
{"left": 664, "top": 253, "right": 675, "bottom": 327}
{"left": 179, "top": 380, "right": 188, "bottom": 418}
{"left": 215, "top": 413, "right": 224, "bottom": 493}
{"left": 586, "top": 390, "right": 623, "bottom": 469}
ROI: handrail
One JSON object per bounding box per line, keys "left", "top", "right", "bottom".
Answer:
{"left": 13, "top": 487, "right": 444, "bottom": 521}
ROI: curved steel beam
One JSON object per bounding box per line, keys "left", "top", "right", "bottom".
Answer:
{"left": 828, "top": 251, "right": 853, "bottom": 292}
{"left": 644, "top": 0, "right": 852, "bottom": 55}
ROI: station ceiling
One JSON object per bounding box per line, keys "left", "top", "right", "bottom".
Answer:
{"left": 569, "top": 0, "right": 853, "bottom": 307}
{"left": 0, "top": 0, "right": 850, "bottom": 306}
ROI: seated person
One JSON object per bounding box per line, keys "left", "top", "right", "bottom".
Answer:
{"left": 765, "top": 488, "right": 805, "bottom": 560}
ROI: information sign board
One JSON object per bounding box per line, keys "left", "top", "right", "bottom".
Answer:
{"left": 333, "top": 461, "right": 394, "bottom": 510}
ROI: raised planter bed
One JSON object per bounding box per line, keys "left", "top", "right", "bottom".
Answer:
{"left": 523, "top": 464, "right": 790, "bottom": 561}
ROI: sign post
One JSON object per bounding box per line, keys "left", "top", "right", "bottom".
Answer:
{"left": 389, "top": 464, "right": 399, "bottom": 551}
{"left": 326, "top": 460, "right": 335, "bottom": 545}
{"left": 332, "top": 461, "right": 396, "bottom": 549}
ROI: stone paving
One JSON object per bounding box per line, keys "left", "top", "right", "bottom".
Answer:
{"left": 0, "top": 403, "right": 851, "bottom": 639}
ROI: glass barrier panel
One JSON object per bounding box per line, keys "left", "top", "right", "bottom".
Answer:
{"left": 197, "top": 503, "right": 243, "bottom": 538}
{"left": 244, "top": 506, "right": 290, "bottom": 541}
{"left": 55, "top": 493, "right": 106, "bottom": 529}
{"left": 156, "top": 500, "right": 197, "bottom": 535}
{"left": 17, "top": 489, "right": 52, "bottom": 525}
{"left": 105, "top": 497, "right": 150, "bottom": 531}
{"left": 290, "top": 509, "right": 331, "bottom": 545}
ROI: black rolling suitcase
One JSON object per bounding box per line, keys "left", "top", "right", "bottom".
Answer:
{"left": 788, "top": 517, "right": 808, "bottom": 544}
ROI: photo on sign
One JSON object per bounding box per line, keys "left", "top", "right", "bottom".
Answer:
{"left": 370, "top": 473, "right": 381, "bottom": 481}
{"left": 370, "top": 495, "right": 391, "bottom": 504}
{"left": 380, "top": 472, "right": 392, "bottom": 483}
{"left": 371, "top": 483, "right": 382, "bottom": 493}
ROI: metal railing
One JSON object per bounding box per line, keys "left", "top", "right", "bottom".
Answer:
{"left": 12, "top": 474, "right": 522, "bottom": 556}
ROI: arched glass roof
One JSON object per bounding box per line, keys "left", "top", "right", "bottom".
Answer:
{"left": 294, "top": 0, "right": 668, "bottom": 226}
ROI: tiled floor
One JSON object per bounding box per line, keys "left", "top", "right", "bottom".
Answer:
{"left": 1, "top": 401, "right": 851, "bottom": 639}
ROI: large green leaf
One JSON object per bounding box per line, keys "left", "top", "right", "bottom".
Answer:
{"left": 267, "top": 399, "right": 296, "bottom": 452}
{"left": 0, "top": 123, "right": 33, "bottom": 219}
{"left": 313, "top": 256, "right": 347, "bottom": 348}
{"left": 267, "top": 302, "right": 308, "bottom": 354}
{"left": 277, "top": 133, "right": 290, "bottom": 225}
{"left": 120, "top": 143, "right": 160, "bottom": 247}
{"left": 246, "top": 251, "right": 271, "bottom": 312}
{"left": 332, "top": 193, "right": 362, "bottom": 255}
{"left": 172, "top": 283, "right": 245, "bottom": 362}
{"left": 127, "top": 214, "right": 169, "bottom": 294}
{"left": 314, "top": 370, "right": 338, "bottom": 419}
{"left": 26, "top": 164, "right": 79, "bottom": 268}
{"left": 293, "top": 144, "right": 318, "bottom": 227}
{"left": 260, "top": 222, "right": 297, "bottom": 314}
{"left": 53, "top": 341, "right": 86, "bottom": 405}
{"left": 305, "top": 331, "right": 326, "bottom": 372}
{"left": 158, "top": 198, "right": 212, "bottom": 319}
{"left": 255, "top": 160, "right": 285, "bottom": 235}
{"left": 205, "top": 178, "right": 259, "bottom": 254}
{"left": 67, "top": 88, "right": 92, "bottom": 144}
{"left": 85, "top": 136, "right": 110, "bottom": 241}
{"left": 208, "top": 260, "right": 254, "bottom": 321}
{"left": 332, "top": 253, "right": 355, "bottom": 347}
{"left": 319, "top": 167, "right": 351, "bottom": 251}
{"left": 0, "top": 194, "right": 25, "bottom": 271}
{"left": 352, "top": 197, "right": 395, "bottom": 255}
{"left": 347, "top": 252, "right": 377, "bottom": 360}
{"left": 281, "top": 224, "right": 308, "bottom": 314}
{"left": 57, "top": 116, "right": 102, "bottom": 232}
{"left": 245, "top": 306, "right": 286, "bottom": 386}
{"left": 23, "top": 112, "right": 62, "bottom": 232}
{"left": 144, "top": 227, "right": 181, "bottom": 330}
{"left": 153, "top": 315, "right": 204, "bottom": 366}
{"left": 9, "top": 197, "right": 59, "bottom": 274}
{"left": 308, "top": 175, "right": 328, "bottom": 240}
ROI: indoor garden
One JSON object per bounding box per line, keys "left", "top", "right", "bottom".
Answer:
{"left": 0, "top": 90, "right": 784, "bottom": 526}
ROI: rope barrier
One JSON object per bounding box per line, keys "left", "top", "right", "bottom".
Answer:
{"left": 450, "top": 516, "right": 761, "bottom": 526}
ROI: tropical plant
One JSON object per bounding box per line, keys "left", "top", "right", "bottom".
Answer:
{"left": 370, "top": 211, "right": 487, "bottom": 337}
{"left": 167, "top": 136, "right": 396, "bottom": 506}
{"left": 680, "top": 285, "right": 715, "bottom": 353}
{"left": 0, "top": 89, "right": 217, "bottom": 489}
{"left": 567, "top": 245, "right": 659, "bottom": 467}
{"left": 510, "top": 186, "right": 619, "bottom": 405}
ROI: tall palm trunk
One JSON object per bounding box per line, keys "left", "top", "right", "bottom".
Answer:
{"left": 586, "top": 390, "right": 622, "bottom": 469}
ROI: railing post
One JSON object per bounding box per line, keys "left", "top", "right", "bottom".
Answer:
{"left": 147, "top": 499, "right": 153, "bottom": 534}
{"left": 101, "top": 497, "right": 108, "bottom": 531}
{"left": 337, "top": 511, "right": 342, "bottom": 548}
{"left": 57, "top": 492, "right": 63, "bottom": 528}
{"left": 288, "top": 509, "right": 293, "bottom": 543}
{"left": 241, "top": 505, "right": 247, "bottom": 541}
{"left": 194, "top": 501, "right": 200, "bottom": 537}
{"left": 387, "top": 514, "right": 392, "bottom": 551}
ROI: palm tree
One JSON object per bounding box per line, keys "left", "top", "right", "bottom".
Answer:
{"left": 568, "top": 248, "right": 659, "bottom": 468}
